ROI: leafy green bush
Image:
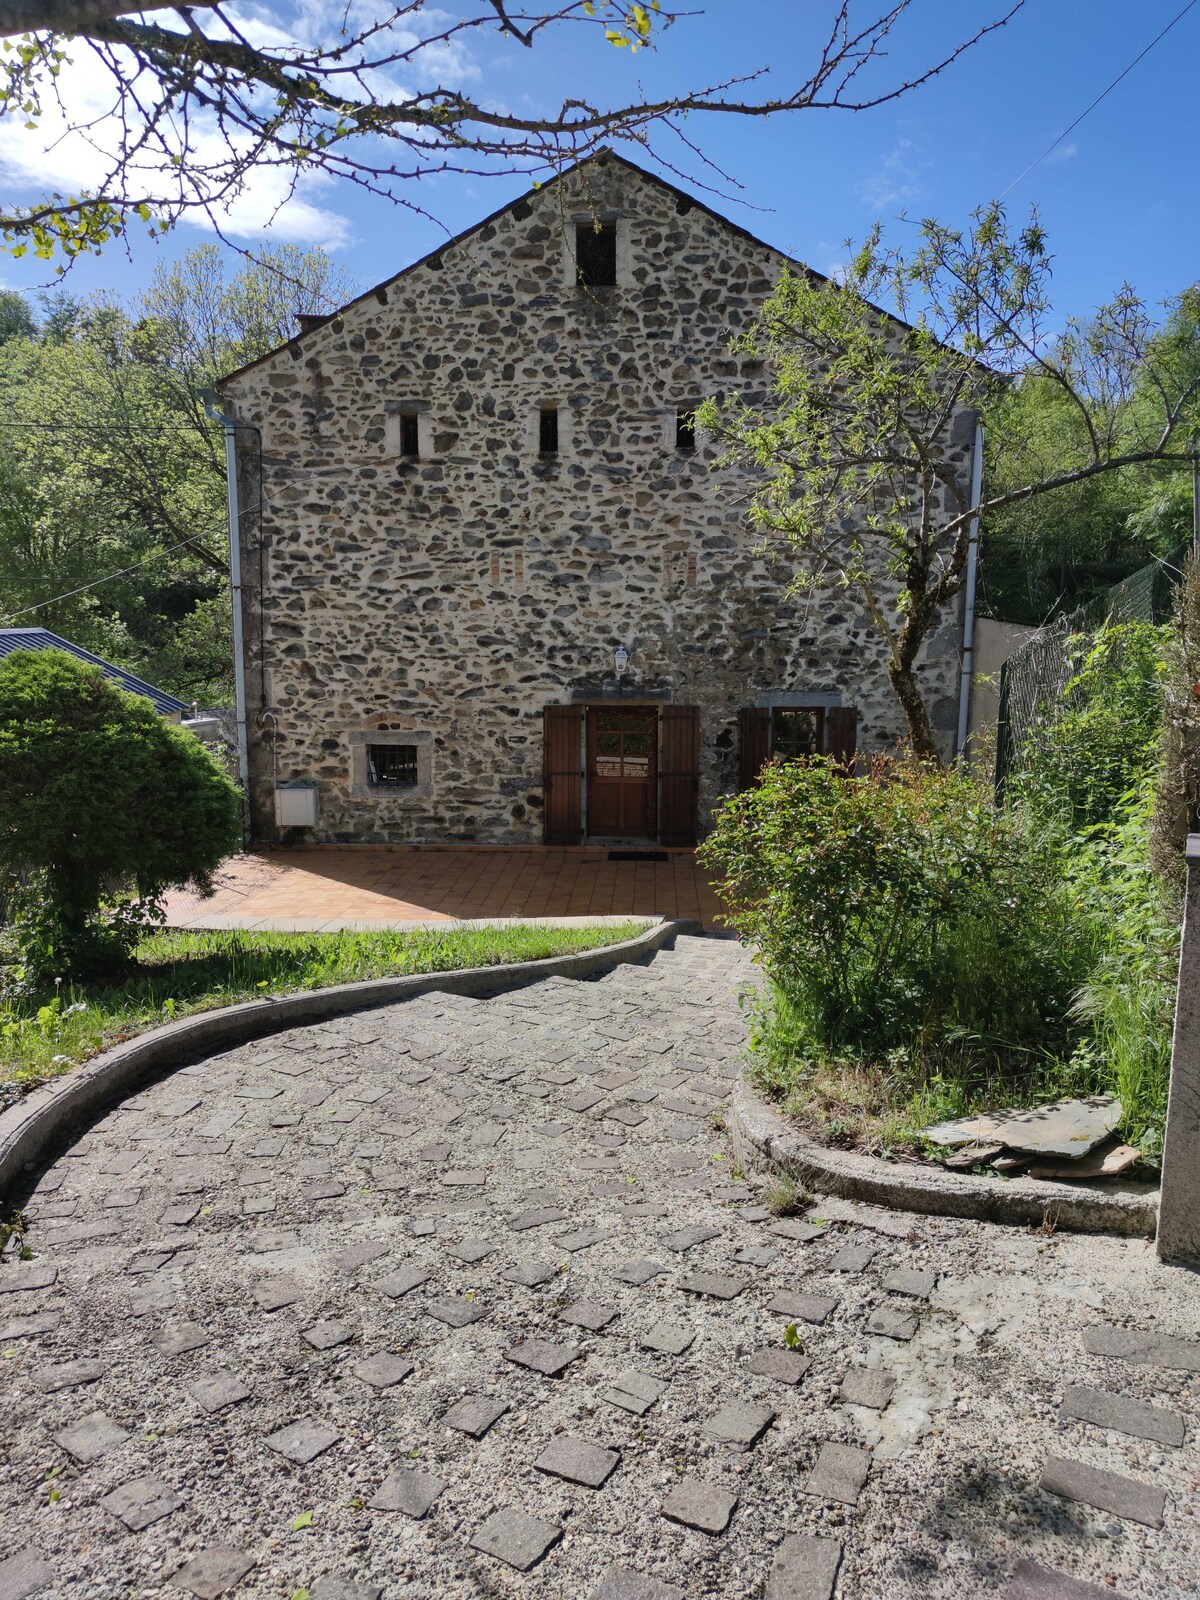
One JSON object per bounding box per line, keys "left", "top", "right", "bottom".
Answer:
{"left": 701, "top": 755, "right": 1095, "bottom": 1073}
{"left": 1013, "top": 621, "right": 1169, "bottom": 830}
{"left": 0, "top": 649, "right": 242, "bottom": 982}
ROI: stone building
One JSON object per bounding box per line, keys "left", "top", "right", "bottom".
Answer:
{"left": 219, "top": 151, "right": 973, "bottom": 848}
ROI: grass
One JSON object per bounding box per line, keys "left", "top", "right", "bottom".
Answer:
{"left": 0, "top": 921, "right": 645, "bottom": 1098}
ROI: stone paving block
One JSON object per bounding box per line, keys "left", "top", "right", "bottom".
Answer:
{"left": 510, "top": 1206, "right": 568, "bottom": 1231}
{"left": 153, "top": 1322, "right": 210, "bottom": 1357}
{"left": 1040, "top": 1454, "right": 1165, "bottom": 1527}
{"left": 595, "top": 1072, "right": 637, "bottom": 1091}
{"left": 768, "top": 1218, "right": 826, "bottom": 1243}
{"left": 767, "top": 1292, "right": 838, "bottom": 1325}
{"left": 556, "top": 1226, "right": 613, "bottom": 1252}
{"left": 589, "top": 1567, "right": 684, "bottom": 1600}
{"left": 680, "top": 1271, "right": 745, "bottom": 1301}
{"left": 242, "top": 1195, "right": 276, "bottom": 1216}
{"left": 603, "top": 1369, "right": 666, "bottom": 1416}
{"left": 1059, "top": 1384, "right": 1184, "bottom": 1446}
{"left": 369, "top": 1469, "right": 445, "bottom": 1517}
{"left": 660, "top": 1224, "right": 721, "bottom": 1253}
{"left": 564, "top": 1090, "right": 605, "bottom": 1113}
{"left": 764, "top": 1534, "right": 843, "bottom": 1600}
{"left": 303, "top": 1320, "right": 355, "bottom": 1350}
{"left": 641, "top": 1321, "right": 695, "bottom": 1355}
{"left": 169, "top": 1545, "right": 255, "bottom": 1597}
{"left": 612, "top": 1259, "right": 663, "bottom": 1285}
{"left": 534, "top": 1433, "right": 620, "bottom": 1488}
{"left": 0, "top": 1311, "right": 60, "bottom": 1341}
{"left": 33, "top": 1358, "right": 103, "bottom": 1393}
{"left": 161, "top": 1203, "right": 202, "bottom": 1228}
{"left": 882, "top": 1267, "right": 937, "bottom": 1299}
{"left": 446, "top": 1236, "right": 498, "bottom": 1264}
{"left": 840, "top": 1368, "right": 896, "bottom": 1409}
{"left": 302, "top": 1179, "right": 347, "bottom": 1201}
{"left": 505, "top": 1338, "right": 582, "bottom": 1377}
{"left": 0, "top": 1264, "right": 57, "bottom": 1295}
{"left": 703, "top": 1399, "right": 775, "bottom": 1450}
{"left": 374, "top": 1266, "right": 429, "bottom": 1299}
{"left": 251, "top": 1278, "right": 299, "bottom": 1313}
{"left": 442, "top": 1168, "right": 487, "bottom": 1187}
{"left": 443, "top": 1395, "right": 510, "bottom": 1437}
{"left": 804, "top": 1443, "right": 871, "bottom": 1505}
{"left": 266, "top": 1419, "right": 340, "bottom": 1465}
{"left": 504, "top": 1260, "right": 558, "bottom": 1287}
{"left": 747, "top": 1349, "right": 811, "bottom": 1386}
{"left": 607, "top": 1106, "right": 648, "bottom": 1128}
{"left": 0, "top": 1550, "right": 54, "bottom": 1600}
{"left": 354, "top": 1355, "right": 415, "bottom": 1390}
{"left": 828, "top": 1244, "right": 876, "bottom": 1272}
{"left": 54, "top": 1410, "right": 129, "bottom": 1463}
{"left": 661, "top": 1475, "right": 738, "bottom": 1536}
{"left": 101, "top": 1475, "right": 183, "bottom": 1531}
{"left": 310, "top": 1581, "right": 380, "bottom": 1600}
{"left": 426, "top": 1296, "right": 487, "bottom": 1328}
{"left": 735, "top": 1244, "right": 778, "bottom": 1268}
{"left": 188, "top": 1373, "right": 252, "bottom": 1413}
{"left": 470, "top": 1507, "right": 562, "bottom": 1572}
{"left": 866, "top": 1307, "right": 918, "bottom": 1342}
{"left": 333, "top": 1241, "right": 389, "bottom": 1273}
{"left": 560, "top": 1298, "right": 618, "bottom": 1331}
{"left": 1082, "top": 1324, "right": 1200, "bottom": 1372}
{"left": 1005, "top": 1558, "right": 1132, "bottom": 1599}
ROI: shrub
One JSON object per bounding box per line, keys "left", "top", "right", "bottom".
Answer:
{"left": 700, "top": 755, "right": 1095, "bottom": 1074}
{"left": 0, "top": 649, "right": 242, "bottom": 981}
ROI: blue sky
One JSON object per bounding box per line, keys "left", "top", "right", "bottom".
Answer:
{"left": 2, "top": 0, "right": 1196, "bottom": 323}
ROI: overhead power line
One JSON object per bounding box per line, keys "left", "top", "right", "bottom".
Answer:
{"left": 998, "top": 0, "right": 1199, "bottom": 198}
{"left": 0, "top": 531, "right": 227, "bottom": 625}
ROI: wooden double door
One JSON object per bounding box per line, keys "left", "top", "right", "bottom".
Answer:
{"left": 543, "top": 703, "right": 700, "bottom": 846}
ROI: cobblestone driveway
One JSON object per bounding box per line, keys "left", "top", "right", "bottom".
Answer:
{"left": 1, "top": 935, "right": 1198, "bottom": 1600}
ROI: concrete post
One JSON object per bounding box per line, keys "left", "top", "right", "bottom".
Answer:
{"left": 1158, "top": 833, "right": 1200, "bottom": 1262}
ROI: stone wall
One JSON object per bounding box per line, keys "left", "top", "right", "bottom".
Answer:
{"left": 223, "top": 152, "right": 972, "bottom": 846}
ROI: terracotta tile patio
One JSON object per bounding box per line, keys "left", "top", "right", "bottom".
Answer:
{"left": 161, "top": 847, "right": 730, "bottom": 932}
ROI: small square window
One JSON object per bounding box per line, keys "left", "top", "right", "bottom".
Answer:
{"left": 576, "top": 220, "right": 617, "bottom": 287}
{"left": 368, "top": 743, "right": 418, "bottom": 786}
{"left": 771, "top": 708, "right": 824, "bottom": 763}
{"left": 399, "top": 412, "right": 419, "bottom": 456}
{"left": 675, "top": 410, "right": 697, "bottom": 452}
{"left": 539, "top": 406, "right": 559, "bottom": 454}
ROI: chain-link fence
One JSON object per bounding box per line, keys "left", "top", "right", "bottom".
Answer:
{"left": 994, "top": 546, "right": 1188, "bottom": 797}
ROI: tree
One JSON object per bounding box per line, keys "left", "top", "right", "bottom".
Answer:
{"left": 0, "top": 648, "right": 242, "bottom": 980}
{"left": 701, "top": 209, "right": 1200, "bottom": 761}
{"left": 0, "top": 1, "right": 1023, "bottom": 264}
{"left": 0, "top": 288, "right": 35, "bottom": 341}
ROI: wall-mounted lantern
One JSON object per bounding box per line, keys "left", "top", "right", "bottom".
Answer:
{"left": 614, "top": 645, "right": 630, "bottom": 676}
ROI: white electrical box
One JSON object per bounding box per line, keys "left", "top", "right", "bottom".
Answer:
{"left": 274, "top": 784, "right": 318, "bottom": 827}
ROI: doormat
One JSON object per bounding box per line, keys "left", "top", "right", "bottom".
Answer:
{"left": 608, "top": 850, "right": 670, "bottom": 863}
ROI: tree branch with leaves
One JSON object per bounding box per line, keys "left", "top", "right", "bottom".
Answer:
{"left": 701, "top": 207, "right": 1200, "bottom": 761}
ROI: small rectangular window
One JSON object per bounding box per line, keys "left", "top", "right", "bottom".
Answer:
{"left": 771, "top": 708, "right": 824, "bottom": 764}
{"left": 399, "top": 412, "right": 419, "bottom": 457}
{"left": 576, "top": 220, "right": 617, "bottom": 287}
{"left": 367, "top": 744, "right": 418, "bottom": 786}
{"left": 539, "top": 406, "right": 559, "bottom": 454}
{"left": 675, "top": 410, "right": 697, "bottom": 452}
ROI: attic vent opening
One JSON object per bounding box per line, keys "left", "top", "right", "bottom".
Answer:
{"left": 399, "top": 412, "right": 419, "bottom": 457}
{"left": 576, "top": 220, "right": 617, "bottom": 287}
{"left": 675, "top": 410, "right": 697, "bottom": 452}
{"left": 539, "top": 407, "right": 559, "bottom": 454}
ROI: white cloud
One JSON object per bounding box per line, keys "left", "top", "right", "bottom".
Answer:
{"left": 857, "top": 136, "right": 928, "bottom": 213}
{"left": 1043, "top": 140, "right": 1080, "bottom": 166}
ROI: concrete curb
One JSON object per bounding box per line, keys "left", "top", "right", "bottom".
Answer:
{"left": 729, "top": 1078, "right": 1160, "bottom": 1239}
{"left": 0, "top": 917, "right": 691, "bottom": 1200}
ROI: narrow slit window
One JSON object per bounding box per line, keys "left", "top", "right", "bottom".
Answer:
{"left": 367, "top": 743, "right": 418, "bottom": 787}
{"left": 675, "top": 410, "right": 697, "bottom": 452}
{"left": 539, "top": 406, "right": 559, "bottom": 454}
{"left": 399, "top": 412, "right": 419, "bottom": 457}
{"left": 576, "top": 220, "right": 617, "bottom": 287}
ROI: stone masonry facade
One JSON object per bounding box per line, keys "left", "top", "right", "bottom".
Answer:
{"left": 221, "top": 152, "right": 972, "bottom": 846}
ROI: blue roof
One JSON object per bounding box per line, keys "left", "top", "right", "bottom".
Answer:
{"left": 0, "top": 629, "right": 189, "bottom": 717}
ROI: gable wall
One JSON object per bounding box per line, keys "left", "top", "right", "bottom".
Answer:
{"left": 225, "top": 156, "right": 970, "bottom": 845}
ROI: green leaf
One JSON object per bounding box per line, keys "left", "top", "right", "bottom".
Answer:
{"left": 783, "top": 1322, "right": 803, "bottom": 1351}
{"left": 291, "top": 1510, "right": 313, "bottom": 1531}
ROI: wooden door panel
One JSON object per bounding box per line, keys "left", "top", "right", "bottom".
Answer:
{"left": 660, "top": 704, "right": 700, "bottom": 846}
{"left": 586, "top": 707, "right": 657, "bottom": 839}
{"left": 543, "top": 705, "right": 583, "bottom": 844}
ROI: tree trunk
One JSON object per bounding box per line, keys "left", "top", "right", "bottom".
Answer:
{"left": 887, "top": 659, "right": 943, "bottom": 765}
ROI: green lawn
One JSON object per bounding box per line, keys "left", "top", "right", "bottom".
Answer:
{"left": 0, "top": 921, "right": 646, "bottom": 1099}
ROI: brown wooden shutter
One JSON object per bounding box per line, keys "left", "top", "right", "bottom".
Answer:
{"left": 659, "top": 705, "right": 700, "bottom": 846}
{"left": 542, "top": 704, "right": 583, "bottom": 844}
{"left": 826, "top": 705, "right": 858, "bottom": 770}
{"left": 738, "top": 707, "right": 771, "bottom": 789}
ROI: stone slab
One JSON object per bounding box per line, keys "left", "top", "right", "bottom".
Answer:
{"left": 660, "top": 1225, "right": 721, "bottom": 1253}
{"left": 923, "top": 1095, "right": 1121, "bottom": 1157}
{"left": 504, "top": 1260, "right": 558, "bottom": 1287}
{"left": 54, "top": 1410, "right": 129, "bottom": 1462}
{"left": 561, "top": 1298, "right": 618, "bottom": 1331}
{"left": 265, "top": 1419, "right": 340, "bottom": 1465}
{"left": 840, "top": 1368, "right": 896, "bottom": 1409}
{"left": 311, "top": 1581, "right": 381, "bottom": 1600}
{"left": 767, "top": 1292, "right": 838, "bottom": 1325}
{"left": 0, "top": 1550, "right": 54, "bottom": 1600}
{"left": 375, "top": 1266, "right": 430, "bottom": 1299}
{"left": 747, "top": 1349, "right": 811, "bottom": 1386}
{"left": 1005, "top": 1558, "right": 1132, "bottom": 1599}
{"left": 769, "top": 1219, "right": 826, "bottom": 1243}
{"left": 882, "top": 1268, "right": 937, "bottom": 1299}
{"left": 828, "top": 1244, "right": 876, "bottom": 1273}
{"left": 188, "top": 1374, "right": 252, "bottom": 1413}
{"left": 443, "top": 1394, "right": 509, "bottom": 1437}
{"left": 470, "top": 1508, "right": 562, "bottom": 1571}
{"left": 589, "top": 1568, "right": 685, "bottom": 1600}
{"left": 1082, "top": 1324, "right": 1200, "bottom": 1372}
{"left": 303, "top": 1320, "right": 355, "bottom": 1351}
{"left": 101, "top": 1475, "right": 183, "bottom": 1531}
{"left": 703, "top": 1399, "right": 775, "bottom": 1449}
{"left": 866, "top": 1308, "right": 918, "bottom": 1342}
{"left": 426, "top": 1296, "right": 487, "bottom": 1328}
{"left": 764, "top": 1534, "right": 843, "bottom": 1600}
{"left": 640, "top": 1321, "right": 695, "bottom": 1355}
{"left": 534, "top": 1433, "right": 620, "bottom": 1488}
{"left": 1060, "top": 1384, "right": 1184, "bottom": 1446}
{"left": 680, "top": 1271, "right": 745, "bottom": 1301}
{"left": 369, "top": 1469, "right": 444, "bottom": 1517}
{"left": 661, "top": 1475, "right": 737, "bottom": 1536}
{"left": 804, "top": 1443, "right": 871, "bottom": 1505}
{"left": 33, "top": 1358, "right": 102, "bottom": 1393}
{"left": 613, "top": 1259, "right": 664, "bottom": 1285}
{"left": 1040, "top": 1455, "right": 1165, "bottom": 1527}
{"left": 354, "top": 1355, "right": 415, "bottom": 1390}
{"left": 170, "top": 1546, "right": 255, "bottom": 1598}
{"left": 505, "top": 1338, "right": 582, "bottom": 1377}
{"left": 0, "top": 1264, "right": 58, "bottom": 1295}
{"left": 603, "top": 1369, "right": 666, "bottom": 1416}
